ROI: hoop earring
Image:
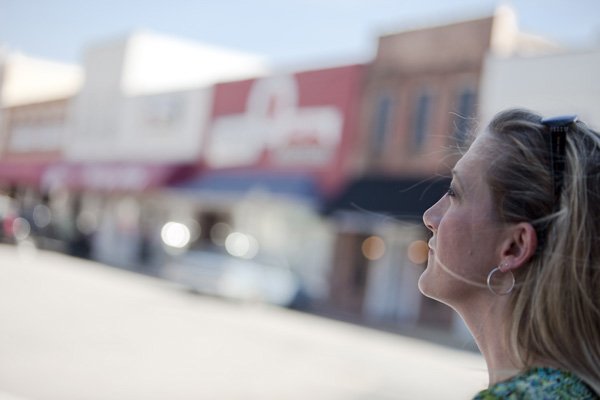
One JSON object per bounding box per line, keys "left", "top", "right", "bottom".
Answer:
{"left": 486, "top": 267, "right": 515, "bottom": 296}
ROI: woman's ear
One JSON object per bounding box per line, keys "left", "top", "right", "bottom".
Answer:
{"left": 498, "top": 222, "right": 538, "bottom": 272}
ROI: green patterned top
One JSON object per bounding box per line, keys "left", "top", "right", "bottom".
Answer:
{"left": 473, "top": 367, "right": 598, "bottom": 399}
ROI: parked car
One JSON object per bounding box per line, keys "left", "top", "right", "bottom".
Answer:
{"left": 161, "top": 249, "right": 306, "bottom": 308}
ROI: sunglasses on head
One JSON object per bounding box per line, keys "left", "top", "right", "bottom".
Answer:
{"left": 540, "top": 114, "right": 578, "bottom": 210}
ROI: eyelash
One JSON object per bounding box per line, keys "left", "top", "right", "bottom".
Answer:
{"left": 446, "top": 185, "right": 457, "bottom": 197}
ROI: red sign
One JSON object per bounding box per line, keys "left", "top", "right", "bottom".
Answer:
{"left": 204, "top": 64, "right": 364, "bottom": 196}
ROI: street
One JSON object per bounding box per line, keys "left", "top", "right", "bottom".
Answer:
{"left": 0, "top": 243, "right": 486, "bottom": 400}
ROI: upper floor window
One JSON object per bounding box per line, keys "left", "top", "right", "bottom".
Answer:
{"left": 371, "top": 93, "right": 394, "bottom": 156}
{"left": 411, "top": 89, "right": 434, "bottom": 152}
{"left": 451, "top": 87, "right": 477, "bottom": 147}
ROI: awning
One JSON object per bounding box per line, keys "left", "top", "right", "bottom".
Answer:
{"left": 0, "top": 162, "right": 50, "bottom": 186}
{"left": 323, "top": 176, "right": 450, "bottom": 221}
{"left": 173, "top": 170, "right": 322, "bottom": 205}
{"left": 41, "top": 162, "right": 195, "bottom": 192}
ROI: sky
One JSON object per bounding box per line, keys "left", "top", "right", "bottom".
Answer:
{"left": 1, "top": 0, "right": 599, "bottom": 67}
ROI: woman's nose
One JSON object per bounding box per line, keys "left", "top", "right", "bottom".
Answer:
{"left": 423, "top": 200, "right": 441, "bottom": 232}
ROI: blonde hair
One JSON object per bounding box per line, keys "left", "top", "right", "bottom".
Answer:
{"left": 483, "top": 108, "right": 600, "bottom": 392}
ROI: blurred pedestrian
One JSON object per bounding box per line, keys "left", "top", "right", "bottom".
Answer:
{"left": 421, "top": 109, "right": 599, "bottom": 398}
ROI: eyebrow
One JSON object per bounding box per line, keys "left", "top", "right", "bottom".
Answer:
{"left": 451, "top": 169, "right": 459, "bottom": 181}
{"left": 451, "top": 169, "right": 465, "bottom": 191}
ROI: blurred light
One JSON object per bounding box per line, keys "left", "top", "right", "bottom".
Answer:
{"left": 161, "top": 222, "right": 191, "bottom": 248}
{"left": 12, "top": 217, "right": 31, "bottom": 241}
{"left": 32, "top": 204, "right": 52, "bottom": 228}
{"left": 210, "top": 222, "right": 231, "bottom": 246}
{"left": 408, "top": 240, "right": 429, "bottom": 264}
{"left": 225, "top": 232, "right": 259, "bottom": 259}
{"left": 186, "top": 219, "right": 201, "bottom": 242}
{"left": 362, "top": 236, "right": 385, "bottom": 261}
{"left": 76, "top": 211, "right": 98, "bottom": 235}
{"left": 244, "top": 235, "right": 259, "bottom": 259}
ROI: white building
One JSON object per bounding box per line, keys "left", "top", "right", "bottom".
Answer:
{"left": 60, "top": 31, "right": 268, "bottom": 269}
{"left": 0, "top": 52, "right": 82, "bottom": 108}
{"left": 481, "top": 48, "right": 600, "bottom": 128}
{"left": 0, "top": 52, "right": 82, "bottom": 248}
{"left": 65, "top": 30, "right": 268, "bottom": 162}
{"left": 0, "top": 49, "right": 80, "bottom": 164}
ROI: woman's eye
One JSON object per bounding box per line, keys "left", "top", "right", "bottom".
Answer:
{"left": 446, "top": 186, "right": 456, "bottom": 197}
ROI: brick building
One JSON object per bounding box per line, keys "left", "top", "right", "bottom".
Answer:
{"left": 325, "top": 7, "right": 558, "bottom": 338}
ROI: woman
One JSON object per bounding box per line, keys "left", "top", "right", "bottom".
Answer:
{"left": 421, "top": 109, "right": 600, "bottom": 398}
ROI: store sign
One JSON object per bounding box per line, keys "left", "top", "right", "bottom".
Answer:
{"left": 41, "top": 163, "right": 180, "bottom": 192}
{"left": 206, "top": 75, "right": 343, "bottom": 168}
{"left": 43, "top": 164, "right": 149, "bottom": 191}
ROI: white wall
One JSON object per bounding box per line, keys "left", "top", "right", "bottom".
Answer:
{"left": 65, "top": 31, "right": 268, "bottom": 163}
{"left": 65, "top": 38, "right": 128, "bottom": 160}
{"left": 121, "top": 31, "right": 268, "bottom": 96}
{"left": 0, "top": 53, "right": 82, "bottom": 107}
{"left": 118, "top": 88, "right": 211, "bottom": 162}
{"left": 0, "top": 53, "right": 79, "bottom": 156}
{"left": 480, "top": 49, "right": 600, "bottom": 129}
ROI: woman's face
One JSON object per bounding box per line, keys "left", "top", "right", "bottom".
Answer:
{"left": 419, "top": 133, "right": 509, "bottom": 306}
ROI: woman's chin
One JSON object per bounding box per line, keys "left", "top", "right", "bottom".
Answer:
{"left": 418, "top": 264, "right": 452, "bottom": 305}
{"left": 418, "top": 266, "right": 436, "bottom": 298}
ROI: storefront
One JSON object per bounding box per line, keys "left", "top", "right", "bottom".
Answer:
{"left": 0, "top": 98, "right": 71, "bottom": 247}
{"left": 168, "top": 64, "right": 366, "bottom": 302}
{"left": 324, "top": 176, "right": 454, "bottom": 329}
{"left": 38, "top": 161, "right": 196, "bottom": 271}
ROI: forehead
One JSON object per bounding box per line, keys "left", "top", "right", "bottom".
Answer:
{"left": 454, "top": 133, "right": 492, "bottom": 190}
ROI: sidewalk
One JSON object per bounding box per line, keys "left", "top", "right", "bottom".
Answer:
{"left": 0, "top": 243, "right": 487, "bottom": 399}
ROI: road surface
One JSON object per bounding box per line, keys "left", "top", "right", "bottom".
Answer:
{"left": 0, "top": 243, "right": 487, "bottom": 400}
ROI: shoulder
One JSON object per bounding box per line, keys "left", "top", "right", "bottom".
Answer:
{"left": 473, "top": 367, "right": 598, "bottom": 400}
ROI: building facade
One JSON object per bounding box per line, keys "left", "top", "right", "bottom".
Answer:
{"left": 0, "top": 53, "right": 81, "bottom": 248}
{"left": 171, "top": 64, "right": 366, "bottom": 301}
{"left": 324, "top": 8, "right": 556, "bottom": 338}
{"left": 1, "top": 9, "right": 584, "bottom": 336}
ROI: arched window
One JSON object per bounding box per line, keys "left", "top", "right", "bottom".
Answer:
{"left": 371, "top": 93, "right": 394, "bottom": 156}
{"left": 451, "top": 87, "right": 477, "bottom": 147}
{"left": 411, "top": 89, "right": 434, "bottom": 152}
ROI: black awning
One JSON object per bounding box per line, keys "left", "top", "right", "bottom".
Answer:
{"left": 323, "top": 176, "right": 450, "bottom": 221}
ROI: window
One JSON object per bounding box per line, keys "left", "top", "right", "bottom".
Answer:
{"left": 451, "top": 88, "right": 477, "bottom": 147}
{"left": 142, "top": 94, "right": 183, "bottom": 129}
{"left": 412, "top": 90, "right": 434, "bottom": 152}
{"left": 371, "top": 94, "right": 394, "bottom": 156}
